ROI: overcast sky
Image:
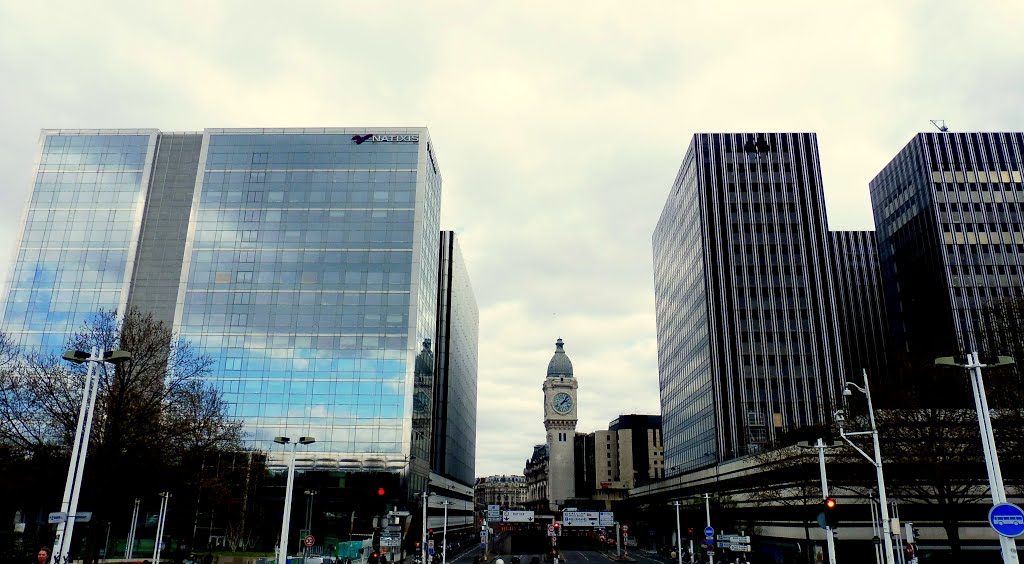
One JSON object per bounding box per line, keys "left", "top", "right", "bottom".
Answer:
{"left": 2, "top": 2, "right": 1023, "bottom": 478}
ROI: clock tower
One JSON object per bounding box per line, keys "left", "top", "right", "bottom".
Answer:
{"left": 543, "top": 338, "right": 578, "bottom": 511}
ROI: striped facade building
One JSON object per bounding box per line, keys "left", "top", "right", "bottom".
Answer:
{"left": 830, "top": 230, "right": 889, "bottom": 387}
{"left": 653, "top": 133, "right": 845, "bottom": 474}
{"left": 870, "top": 132, "right": 1024, "bottom": 365}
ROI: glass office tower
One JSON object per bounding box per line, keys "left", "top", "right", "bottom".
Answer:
{"left": 653, "top": 133, "right": 845, "bottom": 474}
{"left": 870, "top": 132, "right": 1024, "bottom": 365}
{"left": 0, "top": 128, "right": 477, "bottom": 495}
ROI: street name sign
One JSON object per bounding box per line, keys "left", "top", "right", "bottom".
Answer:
{"left": 989, "top": 503, "right": 1024, "bottom": 537}
{"left": 48, "top": 512, "right": 67, "bottom": 524}
{"left": 502, "top": 510, "right": 535, "bottom": 523}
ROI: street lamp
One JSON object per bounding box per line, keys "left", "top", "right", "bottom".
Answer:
{"left": 935, "top": 352, "right": 1018, "bottom": 564}
{"left": 441, "top": 500, "right": 453, "bottom": 564}
{"left": 836, "top": 370, "right": 895, "bottom": 564}
{"left": 275, "top": 436, "right": 316, "bottom": 564}
{"left": 52, "top": 346, "right": 131, "bottom": 564}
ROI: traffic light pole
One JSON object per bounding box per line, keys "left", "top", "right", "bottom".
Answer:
{"left": 816, "top": 438, "right": 838, "bottom": 564}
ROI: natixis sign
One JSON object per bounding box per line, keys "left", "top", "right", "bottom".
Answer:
{"left": 352, "top": 133, "right": 420, "bottom": 145}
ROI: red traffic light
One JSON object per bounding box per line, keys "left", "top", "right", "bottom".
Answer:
{"left": 825, "top": 498, "right": 837, "bottom": 509}
{"left": 377, "top": 487, "right": 386, "bottom": 496}
{"left": 428, "top": 528, "right": 434, "bottom": 535}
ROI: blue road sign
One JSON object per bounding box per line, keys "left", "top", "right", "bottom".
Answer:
{"left": 704, "top": 526, "right": 714, "bottom": 538}
{"left": 989, "top": 503, "right": 1024, "bottom": 537}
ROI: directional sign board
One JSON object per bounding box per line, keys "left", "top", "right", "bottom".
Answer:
{"left": 48, "top": 512, "right": 67, "bottom": 524}
{"left": 74, "top": 512, "right": 92, "bottom": 523}
{"left": 989, "top": 503, "right": 1024, "bottom": 537}
{"left": 704, "top": 527, "right": 715, "bottom": 538}
{"left": 562, "top": 511, "right": 600, "bottom": 527}
{"left": 717, "top": 535, "right": 750, "bottom": 544}
{"left": 728, "top": 544, "right": 752, "bottom": 552}
{"left": 487, "top": 504, "right": 501, "bottom": 521}
{"left": 381, "top": 533, "right": 402, "bottom": 547}
{"left": 599, "top": 512, "right": 615, "bottom": 526}
{"left": 502, "top": 510, "right": 535, "bottom": 523}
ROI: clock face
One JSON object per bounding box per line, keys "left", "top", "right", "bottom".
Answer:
{"left": 552, "top": 392, "right": 573, "bottom": 414}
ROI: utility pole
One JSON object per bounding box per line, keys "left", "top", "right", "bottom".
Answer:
{"left": 421, "top": 492, "right": 430, "bottom": 564}
{"left": 153, "top": 492, "right": 171, "bottom": 564}
{"left": 126, "top": 498, "right": 140, "bottom": 560}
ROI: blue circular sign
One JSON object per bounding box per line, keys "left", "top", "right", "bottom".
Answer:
{"left": 704, "top": 526, "right": 714, "bottom": 537}
{"left": 989, "top": 503, "right": 1024, "bottom": 537}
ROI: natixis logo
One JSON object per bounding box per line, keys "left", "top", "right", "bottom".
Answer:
{"left": 351, "top": 133, "right": 420, "bottom": 144}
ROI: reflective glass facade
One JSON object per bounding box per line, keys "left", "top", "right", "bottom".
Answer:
{"left": 654, "top": 133, "right": 845, "bottom": 474}
{"left": 1, "top": 131, "right": 155, "bottom": 351}
{"left": 432, "top": 232, "right": 478, "bottom": 485}
{"left": 2, "top": 128, "right": 477, "bottom": 490}
{"left": 870, "top": 132, "right": 1024, "bottom": 363}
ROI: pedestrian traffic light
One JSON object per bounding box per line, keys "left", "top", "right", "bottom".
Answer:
{"left": 823, "top": 498, "right": 838, "bottom": 528}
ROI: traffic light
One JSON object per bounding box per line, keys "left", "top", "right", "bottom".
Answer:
{"left": 428, "top": 528, "right": 434, "bottom": 536}
{"left": 553, "top": 522, "right": 561, "bottom": 535}
{"left": 377, "top": 487, "right": 386, "bottom": 496}
{"left": 823, "top": 498, "right": 838, "bottom": 528}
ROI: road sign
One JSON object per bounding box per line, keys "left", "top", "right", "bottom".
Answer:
{"left": 599, "top": 512, "right": 615, "bottom": 526}
{"left": 502, "top": 510, "right": 535, "bottom": 523}
{"left": 704, "top": 526, "right": 714, "bottom": 538}
{"left": 989, "top": 503, "right": 1024, "bottom": 537}
{"left": 547, "top": 524, "right": 555, "bottom": 537}
{"left": 74, "top": 512, "right": 92, "bottom": 523}
{"left": 304, "top": 535, "right": 315, "bottom": 547}
{"left": 48, "top": 512, "right": 67, "bottom": 524}
{"left": 728, "top": 544, "right": 752, "bottom": 552}
{"left": 562, "top": 511, "right": 600, "bottom": 527}
{"left": 621, "top": 525, "right": 629, "bottom": 533}
{"left": 717, "top": 535, "right": 750, "bottom": 544}
{"left": 381, "top": 533, "right": 402, "bottom": 547}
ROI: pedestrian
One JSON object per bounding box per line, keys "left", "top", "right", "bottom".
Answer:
{"left": 36, "top": 547, "right": 50, "bottom": 564}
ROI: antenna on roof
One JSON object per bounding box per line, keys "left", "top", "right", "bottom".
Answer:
{"left": 930, "top": 120, "right": 949, "bottom": 132}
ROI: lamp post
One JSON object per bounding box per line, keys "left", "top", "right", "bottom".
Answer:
{"left": 153, "top": 491, "right": 171, "bottom": 564}
{"left": 672, "top": 501, "right": 683, "bottom": 564}
{"left": 420, "top": 491, "right": 431, "bottom": 564}
{"left": 836, "top": 370, "right": 895, "bottom": 564}
{"left": 441, "top": 500, "right": 452, "bottom": 564}
{"left": 275, "top": 436, "right": 316, "bottom": 564}
{"left": 935, "top": 352, "right": 1018, "bottom": 564}
{"left": 52, "top": 347, "right": 131, "bottom": 564}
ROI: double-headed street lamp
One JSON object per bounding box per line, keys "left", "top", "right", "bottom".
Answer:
{"left": 53, "top": 347, "right": 131, "bottom": 564}
{"left": 275, "top": 436, "right": 316, "bottom": 564}
{"left": 935, "top": 352, "right": 1018, "bottom": 564}
{"left": 835, "top": 370, "right": 895, "bottom": 564}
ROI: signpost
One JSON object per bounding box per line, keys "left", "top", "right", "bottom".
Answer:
{"left": 990, "top": 503, "right": 1024, "bottom": 538}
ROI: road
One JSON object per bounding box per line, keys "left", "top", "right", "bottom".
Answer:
{"left": 445, "top": 549, "right": 676, "bottom": 564}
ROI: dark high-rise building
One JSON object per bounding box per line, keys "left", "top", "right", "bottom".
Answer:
{"left": 653, "top": 133, "right": 844, "bottom": 474}
{"left": 431, "top": 231, "right": 478, "bottom": 486}
{"left": 0, "top": 128, "right": 478, "bottom": 499}
{"left": 830, "top": 230, "right": 889, "bottom": 385}
{"left": 869, "top": 132, "right": 1024, "bottom": 364}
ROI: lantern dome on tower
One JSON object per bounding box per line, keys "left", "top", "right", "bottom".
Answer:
{"left": 546, "top": 338, "right": 574, "bottom": 378}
